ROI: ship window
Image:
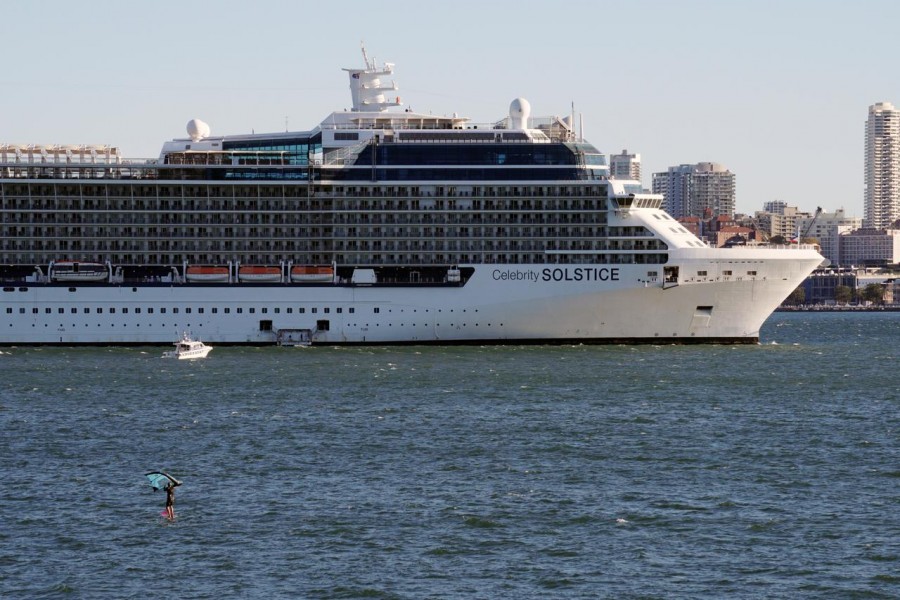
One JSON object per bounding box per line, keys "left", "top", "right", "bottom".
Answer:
{"left": 172, "top": 308, "right": 178, "bottom": 314}
{"left": 237, "top": 308, "right": 243, "bottom": 314}
{"left": 185, "top": 308, "right": 191, "bottom": 314}
{"left": 261, "top": 308, "right": 268, "bottom": 314}
{"left": 250, "top": 308, "right": 256, "bottom": 314}
{"left": 110, "top": 308, "right": 116, "bottom": 314}
{"left": 274, "top": 308, "right": 280, "bottom": 314}
{"left": 324, "top": 308, "right": 330, "bottom": 314}
{"left": 5, "top": 308, "right": 10, "bottom": 314}
{"left": 212, "top": 308, "right": 218, "bottom": 314}
{"left": 33, "top": 308, "right": 39, "bottom": 314}
{"left": 71, "top": 308, "right": 77, "bottom": 314}
{"left": 160, "top": 308, "right": 166, "bottom": 314}
{"left": 122, "top": 308, "right": 129, "bottom": 314}
{"left": 374, "top": 307, "right": 380, "bottom": 313}
{"left": 149, "top": 308, "right": 155, "bottom": 314}
{"left": 748, "top": 270, "right": 757, "bottom": 276}
{"left": 312, "top": 308, "right": 317, "bottom": 314}
{"left": 336, "top": 307, "right": 342, "bottom": 314}
{"left": 349, "top": 308, "right": 355, "bottom": 314}
{"left": 299, "top": 308, "right": 305, "bottom": 314}
{"left": 224, "top": 308, "right": 230, "bottom": 314}
{"left": 20, "top": 308, "right": 26, "bottom": 314}
{"left": 697, "top": 271, "right": 707, "bottom": 276}
{"left": 723, "top": 270, "right": 732, "bottom": 276}
{"left": 96, "top": 308, "right": 102, "bottom": 314}
{"left": 286, "top": 308, "right": 292, "bottom": 314}
{"left": 135, "top": 308, "right": 141, "bottom": 314}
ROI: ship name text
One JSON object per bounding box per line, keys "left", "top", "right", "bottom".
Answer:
{"left": 492, "top": 267, "right": 620, "bottom": 283}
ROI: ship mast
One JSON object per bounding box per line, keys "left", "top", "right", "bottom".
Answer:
{"left": 343, "top": 44, "right": 402, "bottom": 112}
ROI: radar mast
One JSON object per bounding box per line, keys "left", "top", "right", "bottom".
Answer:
{"left": 343, "top": 43, "right": 403, "bottom": 112}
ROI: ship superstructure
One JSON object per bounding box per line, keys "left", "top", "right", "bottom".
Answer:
{"left": 0, "top": 49, "right": 822, "bottom": 345}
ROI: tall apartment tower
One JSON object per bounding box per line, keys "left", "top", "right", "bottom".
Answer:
{"left": 609, "top": 149, "right": 642, "bottom": 183}
{"left": 865, "top": 102, "right": 900, "bottom": 228}
{"left": 652, "top": 162, "right": 736, "bottom": 219}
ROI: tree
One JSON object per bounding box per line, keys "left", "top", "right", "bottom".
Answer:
{"left": 786, "top": 286, "right": 805, "bottom": 306}
{"left": 834, "top": 285, "right": 852, "bottom": 305}
{"left": 769, "top": 235, "right": 787, "bottom": 245}
{"left": 860, "top": 283, "right": 885, "bottom": 305}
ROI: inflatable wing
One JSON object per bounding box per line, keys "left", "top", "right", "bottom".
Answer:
{"left": 145, "top": 471, "right": 181, "bottom": 490}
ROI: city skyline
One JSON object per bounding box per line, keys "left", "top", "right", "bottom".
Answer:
{"left": 1, "top": 1, "right": 899, "bottom": 216}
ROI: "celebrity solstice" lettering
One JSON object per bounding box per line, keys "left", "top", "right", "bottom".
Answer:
{"left": 492, "top": 268, "right": 620, "bottom": 282}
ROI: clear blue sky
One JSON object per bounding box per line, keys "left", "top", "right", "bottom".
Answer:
{"left": 2, "top": 0, "right": 898, "bottom": 216}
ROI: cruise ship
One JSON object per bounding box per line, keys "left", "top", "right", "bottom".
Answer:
{"left": 0, "top": 49, "right": 822, "bottom": 346}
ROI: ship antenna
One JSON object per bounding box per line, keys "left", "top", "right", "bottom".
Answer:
{"left": 361, "top": 41, "right": 371, "bottom": 70}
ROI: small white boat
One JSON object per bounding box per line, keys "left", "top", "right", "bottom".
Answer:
{"left": 162, "top": 332, "right": 213, "bottom": 359}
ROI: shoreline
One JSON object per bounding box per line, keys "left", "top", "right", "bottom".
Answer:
{"left": 776, "top": 306, "right": 900, "bottom": 312}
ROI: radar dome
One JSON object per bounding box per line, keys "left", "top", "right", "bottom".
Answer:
{"left": 509, "top": 98, "right": 531, "bottom": 129}
{"left": 186, "top": 119, "right": 211, "bottom": 142}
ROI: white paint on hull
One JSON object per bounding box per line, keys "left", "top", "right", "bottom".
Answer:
{"left": 0, "top": 248, "right": 822, "bottom": 345}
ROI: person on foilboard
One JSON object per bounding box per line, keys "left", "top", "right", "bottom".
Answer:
{"left": 145, "top": 471, "right": 182, "bottom": 519}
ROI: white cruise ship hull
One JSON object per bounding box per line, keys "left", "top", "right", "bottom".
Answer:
{"left": 0, "top": 249, "right": 822, "bottom": 345}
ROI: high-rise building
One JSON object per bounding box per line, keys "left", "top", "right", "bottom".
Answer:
{"left": 609, "top": 149, "right": 641, "bottom": 183}
{"left": 763, "top": 200, "right": 788, "bottom": 215}
{"left": 652, "top": 162, "right": 735, "bottom": 219}
{"left": 864, "top": 102, "right": 900, "bottom": 228}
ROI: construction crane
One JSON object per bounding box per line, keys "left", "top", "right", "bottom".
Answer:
{"left": 801, "top": 206, "right": 823, "bottom": 240}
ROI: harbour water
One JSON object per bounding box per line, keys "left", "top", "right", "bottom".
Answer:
{"left": 1, "top": 312, "right": 898, "bottom": 598}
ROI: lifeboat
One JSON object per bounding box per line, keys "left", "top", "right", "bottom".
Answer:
{"left": 185, "top": 265, "right": 229, "bottom": 282}
{"left": 51, "top": 261, "right": 109, "bottom": 282}
{"left": 291, "top": 265, "right": 334, "bottom": 282}
{"left": 238, "top": 265, "right": 282, "bottom": 282}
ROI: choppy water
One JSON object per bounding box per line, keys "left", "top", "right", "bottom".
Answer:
{"left": 1, "top": 312, "right": 898, "bottom": 599}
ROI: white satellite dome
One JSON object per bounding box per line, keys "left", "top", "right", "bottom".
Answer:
{"left": 509, "top": 98, "right": 531, "bottom": 129}
{"left": 186, "top": 119, "right": 211, "bottom": 142}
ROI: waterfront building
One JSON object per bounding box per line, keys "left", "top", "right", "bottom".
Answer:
{"left": 652, "top": 162, "right": 735, "bottom": 220}
{"left": 609, "top": 149, "right": 641, "bottom": 184}
{"left": 864, "top": 102, "right": 900, "bottom": 228}
{"left": 801, "top": 268, "right": 859, "bottom": 305}
{"left": 839, "top": 228, "right": 900, "bottom": 266}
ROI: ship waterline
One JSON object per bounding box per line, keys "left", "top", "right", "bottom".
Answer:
{"left": 0, "top": 49, "right": 822, "bottom": 345}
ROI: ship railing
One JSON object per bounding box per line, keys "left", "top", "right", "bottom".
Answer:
{"left": 761, "top": 243, "right": 819, "bottom": 251}
{"left": 320, "top": 120, "right": 505, "bottom": 132}
{"left": 0, "top": 159, "right": 160, "bottom": 180}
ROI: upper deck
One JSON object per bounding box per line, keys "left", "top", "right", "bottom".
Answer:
{"left": 1, "top": 49, "right": 607, "bottom": 183}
